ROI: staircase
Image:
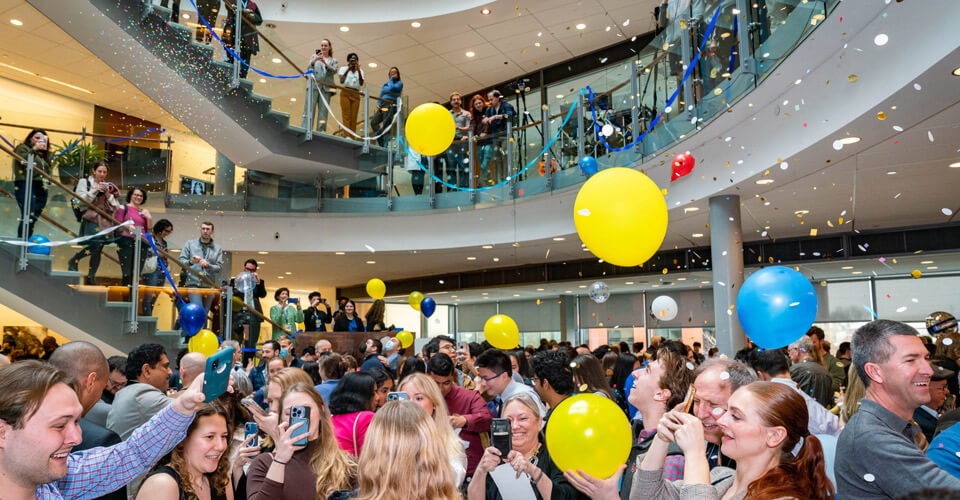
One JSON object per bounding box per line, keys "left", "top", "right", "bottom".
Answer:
{"left": 28, "top": 0, "right": 383, "bottom": 184}
{"left": 0, "top": 245, "right": 181, "bottom": 356}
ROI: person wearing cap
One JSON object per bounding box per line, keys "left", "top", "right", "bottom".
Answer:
{"left": 914, "top": 362, "right": 955, "bottom": 442}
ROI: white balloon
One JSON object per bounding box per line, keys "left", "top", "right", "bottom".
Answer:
{"left": 651, "top": 295, "right": 679, "bottom": 321}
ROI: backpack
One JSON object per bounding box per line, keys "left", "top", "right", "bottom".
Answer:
{"left": 70, "top": 178, "right": 88, "bottom": 222}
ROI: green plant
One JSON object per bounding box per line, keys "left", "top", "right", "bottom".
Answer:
{"left": 51, "top": 140, "right": 108, "bottom": 184}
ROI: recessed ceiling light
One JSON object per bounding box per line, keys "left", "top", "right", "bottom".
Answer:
{"left": 480, "top": 8, "right": 491, "bottom": 15}
{"left": 482, "top": 245, "right": 493, "bottom": 249}
{"left": 451, "top": 295, "right": 457, "bottom": 298}
{"left": 290, "top": 97, "right": 296, "bottom": 102}
{"left": 366, "top": 260, "right": 376, "bottom": 264}
{"left": 841, "top": 266, "right": 854, "bottom": 270}
{"left": 565, "top": 290, "right": 573, "bottom": 294}
{"left": 838, "top": 136, "right": 861, "bottom": 145}
{"left": 921, "top": 260, "right": 934, "bottom": 264}
{"left": 367, "top": 62, "right": 378, "bottom": 68}
{"left": 339, "top": 26, "right": 350, "bottom": 32}
{"left": 692, "top": 233, "right": 704, "bottom": 238}
{"left": 624, "top": 281, "right": 635, "bottom": 285}
{"left": 335, "top": 251, "right": 346, "bottom": 255}
{"left": 467, "top": 256, "right": 477, "bottom": 260}
{"left": 277, "top": 276, "right": 284, "bottom": 279}
{"left": 851, "top": 271, "right": 863, "bottom": 275}
{"left": 259, "top": 78, "right": 266, "bottom": 83}
{"left": 927, "top": 266, "right": 939, "bottom": 270}
{"left": 756, "top": 178, "right": 774, "bottom": 185}
{"left": 555, "top": 94, "right": 564, "bottom": 99}
{"left": 887, "top": 171, "right": 897, "bottom": 175}
{"left": 257, "top": 251, "right": 269, "bottom": 255}
{"left": 953, "top": 67, "right": 960, "bottom": 77}
{"left": 552, "top": 237, "right": 565, "bottom": 241}
{"left": 575, "top": 23, "right": 586, "bottom": 30}
{"left": 481, "top": 292, "right": 489, "bottom": 295}
{"left": 578, "top": 285, "right": 587, "bottom": 288}
{"left": 257, "top": 261, "right": 265, "bottom": 264}
{"left": 513, "top": 294, "right": 520, "bottom": 297}
{"left": 465, "top": 51, "right": 476, "bottom": 57}
{"left": 9, "top": 19, "right": 22, "bottom": 26}
{"left": 284, "top": 271, "right": 292, "bottom": 275}
{"left": 411, "top": 21, "right": 421, "bottom": 28}
{"left": 493, "top": 257, "right": 500, "bottom": 262}
{"left": 684, "top": 207, "right": 699, "bottom": 213}
{"left": 950, "top": 162, "right": 960, "bottom": 168}
{"left": 272, "top": 58, "right": 282, "bottom": 63}
{"left": 536, "top": 288, "right": 545, "bottom": 291}
{"left": 677, "top": 277, "right": 687, "bottom": 281}
{"left": 39, "top": 76, "right": 93, "bottom": 94}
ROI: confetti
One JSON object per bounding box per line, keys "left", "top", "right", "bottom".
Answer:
{"left": 711, "top": 407, "right": 724, "bottom": 416}
{"left": 877, "top": 111, "right": 886, "bottom": 120}
{"left": 833, "top": 140, "right": 844, "bottom": 150}
{"left": 912, "top": 298, "right": 919, "bottom": 303}
{"left": 944, "top": 338, "right": 954, "bottom": 346}
{"left": 686, "top": 362, "right": 695, "bottom": 370}
{"left": 928, "top": 131, "right": 935, "bottom": 142}
{"left": 893, "top": 125, "right": 903, "bottom": 131}
{"left": 864, "top": 473, "right": 876, "bottom": 482}
{"left": 896, "top": 306, "right": 907, "bottom": 313}
{"left": 873, "top": 34, "right": 889, "bottom": 46}
{"left": 911, "top": 270, "right": 922, "bottom": 279}
{"left": 914, "top": 83, "right": 922, "bottom": 91}
{"left": 848, "top": 74, "right": 858, "bottom": 83}
{"left": 719, "top": 371, "right": 730, "bottom": 380}
{"left": 944, "top": 208, "right": 955, "bottom": 216}
{"left": 577, "top": 208, "right": 591, "bottom": 216}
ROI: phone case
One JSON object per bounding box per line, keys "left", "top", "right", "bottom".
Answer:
{"left": 245, "top": 422, "right": 259, "bottom": 447}
{"left": 491, "top": 418, "right": 511, "bottom": 457}
{"left": 202, "top": 347, "right": 235, "bottom": 403}
{"left": 290, "top": 406, "right": 311, "bottom": 447}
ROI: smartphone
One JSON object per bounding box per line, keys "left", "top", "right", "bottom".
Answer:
{"left": 241, "top": 396, "right": 267, "bottom": 418}
{"left": 491, "top": 418, "right": 512, "bottom": 457}
{"left": 289, "top": 297, "right": 299, "bottom": 305}
{"left": 457, "top": 341, "right": 468, "bottom": 353}
{"left": 202, "top": 347, "right": 235, "bottom": 403}
{"left": 387, "top": 391, "right": 409, "bottom": 401}
{"left": 290, "top": 405, "right": 311, "bottom": 447}
{"left": 244, "top": 422, "right": 259, "bottom": 448}
{"left": 682, "top": 386, "right": 697, "bottom": 414}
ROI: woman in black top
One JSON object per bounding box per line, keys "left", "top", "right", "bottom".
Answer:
{"left": 333, "top": 300, "right": 365, "bottom": 332}
{"left": 468, "top": 393, "right": 578, "bottom": 500}
{"left": 137, "top": 402, "right": 234, "bottom": 500}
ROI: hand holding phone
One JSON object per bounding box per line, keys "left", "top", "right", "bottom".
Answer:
{"left": 490, "top": 418, "right": 512, "bottom": 458}
{"left": 244, "top": 422, "right": 259, "bottom": 448}
{"left": 202, "top": 347, "right": 235, "bottom": 403}
{"left": 290, "top": 405, "right": 311, "bottom": 447}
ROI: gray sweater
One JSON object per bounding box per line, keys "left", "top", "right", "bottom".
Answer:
{"left": 178, "top": 237, "right": 223, "bottom": 287}
{"left": 631, "top": 467, "right": 737, "bottom": 500}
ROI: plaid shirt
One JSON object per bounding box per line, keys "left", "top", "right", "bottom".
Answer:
{"left": 37, "top": 405, "right": 194, "bottom": 500}
{"left": 637, "top": 428, "right": 686, "bottom": 482}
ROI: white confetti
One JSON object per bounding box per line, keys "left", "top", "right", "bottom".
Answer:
{"left": 761, "top": 231, "right": 768, "bottom": 237}
{"left": 864, "top": 474, "right": 875, "bottom": 482}
{"left": 719, "top": 371, "right": 730, "bottom": 380}
{"left": 724, "top": 136, "right": 732, "bottom": 142}
{"left": 622, "top": 18, "right": 630, "bottom": 26}
{"left": 789, "top": 302, "right": 800, "bottom": 307}
{"left": 578, "top": 209, "right": 591, "bottom": 216}
{"left": 873, "top": 34, "right": 888, "bottom": 46}
{"left": 894, "top": 192, "right": 902, "bottom": 199}
{"left": 928, "top": 131, "right": 935, "bottom": 142}
{"left": 686, "top": 362, "right": 695, "bottom": 370}
{"left": 711, "top": 407, "right": 724, "bottom": 416}
{"left": 912, "top": 298, "right": 919, "bottom": 303}
{"left": 945, "top": 338, "right": 955, "bottom": 346}
{"left": 780, "top": 162, "right": 789, "bottom": 170}
{"left": 717, "top": 281, "right": 726, "bottom": 287}
{"left": 833, "top": 140, "right": 844, "bottom": 150}
{"left": 664, "top": 106, "right": 673, "bottom": 113}
{"left": 722, "top": 251, "right": 728, "bottom": 256}
{"left": 942, "top": 208, "right": 954, "bottom": 216}
{"left": 892, "top": 125, "right": 903, "bottom": 132}
{"left": 364, "top": 244, "right": 376, "bottom": 253}
{"left": 858, "top": 244, "right": 867, "bottom": 252}
{"left": 914, "top": 83, "right": 922, "bottom": 91}
{"left": 896, "top": 306, "right": 907, "bottom": 313}
{"left": 955, "top": 451, "right": 960, "bottom": 458}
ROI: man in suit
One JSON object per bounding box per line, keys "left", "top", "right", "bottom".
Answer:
{"left": 915, "top": 362, "right": 955, "bottom": 442}
{"left": 48, "top": 342, "right": 125, "bottom": 500}
{"left": 232, "top": 258, "right": 266, "bottom": 364}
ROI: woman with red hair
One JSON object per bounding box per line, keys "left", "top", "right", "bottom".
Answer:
{"left": 634, "top": 381, "right": 834, "bottom": 500}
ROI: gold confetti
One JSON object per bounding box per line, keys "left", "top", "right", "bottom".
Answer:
{"left": 838, "top": 217, "right": 844, "bottom": 224}
{"left": 848, "top": 74, "right": 858, "bottom": 82}
{"left": 911, "top": 269, "right": 922, "bottom": 279}
{"left": 810, "top": 228, "right": 818, "bottom": 236}
{"left": 662, "top": 268, "right": 668, "bottom": 274}
{"left": 877, "top": 111, "right": 886, "bottom": 120}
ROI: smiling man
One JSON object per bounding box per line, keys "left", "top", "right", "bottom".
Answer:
{"left": 836, "top": 319, "right": 960, "bottom": 499}
{"left": 0, "top": 360, "right": 209, "bottom": 500}
{"left": 689, "top": 358, "right": 758, "bottom": 469}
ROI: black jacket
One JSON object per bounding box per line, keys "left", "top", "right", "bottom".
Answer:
{"left": 304, "top": 304, "right": 333, "bottom": 332}
{"left": 333, "top": 314, "right": 365, "bottom": 332}
{"left": 76, "top": 418, "right": 126, "bottom": 500}
{"left": 231, "top": 276, "right": 267, "bottom": 314}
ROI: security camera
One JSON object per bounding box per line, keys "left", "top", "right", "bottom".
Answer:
{"left": 274, "top": 232, "right": 280, "bottom": 239}
{"left": 280, "top": 1, "right": 287, "bottom": 8}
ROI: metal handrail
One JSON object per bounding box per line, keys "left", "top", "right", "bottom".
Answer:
{"left": 0, "top": 122, "right": 175, "bottom": 144}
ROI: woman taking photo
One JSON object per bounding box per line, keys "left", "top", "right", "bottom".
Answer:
{"left": 12, "top": 129, "right": 51, "bottom": 238}
{"left": 328, "top": 371, "right": 376, "bottom": 456}
{"left": 633, "top": 381, "right": 834, "bottom": 500}
{"left": 570, "top": 354, "right": 616, "bottom": 399}
{"left": 269, "top": 288, "right": 304, "bottom": 340}
{"left": 140, "top": 219, "right": 173, "bottom": 315}
{"left": 337, "top": 52, "right": 364, "bottom": 135}
{"left": 68, "top": 161, "right": 120, "bottom": 284}
{"left": 137, "top": 402, "right": 234, "bottom": 500}
{"left": 398, "top": 373, "right": 467, "bottom": 484}
{"left": 115, "top": 186, "right": 153, "bottom": 287}
{"left": 327, "top": 401, "right": 460, "bottom": 500}
{"left": 333, "top": 300, "right": 364, "bottom": 332}
{"left": 302, "top": 38, "right": 339, "bottom": 133}
{"left": 247, "top": 383, "right": 355, "bottom": 500}
{"left": 469, "top": 393, "right": 579, "bottom": 500}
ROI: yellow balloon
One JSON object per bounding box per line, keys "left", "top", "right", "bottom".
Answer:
{"left": 574, "top": 167, "right": 668, "bottom": 267}
{"left": 405, "top": 103, "right": 456, "bottom": 156}
{"left": 188, "top": 329, "right": 220, "bottom": 357}
{"left": 483, "top": 315, "right": 520, "bottom": 350}
{"left": 366, "top": 278, "right": 386, "bottom": 300}
{"left": 409, "top": 291, "right": 424, "bottom": 311}
{"left": 546, "top": 393, "right": 632, "bottom": 479}
{"left": 397, "top": 330, "right": 414, "bottom": 349}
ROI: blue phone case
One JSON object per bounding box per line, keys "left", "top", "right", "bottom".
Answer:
{"left": 202, "top": 347, "right": 234, "bottom": 403}
{"left": 244, "top": 422, "right": 259, "bottom": 447}
{"left": 290, "top": 406, "right": 310, "bottom": 447}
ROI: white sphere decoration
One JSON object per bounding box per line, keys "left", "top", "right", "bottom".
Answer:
{"left": 650, "top": 295, "right": 679, "bottom": 321}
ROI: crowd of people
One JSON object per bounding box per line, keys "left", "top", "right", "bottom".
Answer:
{"left": 4, "top": 318, "right": 960, "bottom": 499}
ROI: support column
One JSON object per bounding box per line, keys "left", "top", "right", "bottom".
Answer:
{"left": 709, "top": 195, "right": 747, "bottom": 355}
{"left": 214, "top": 152, "right": 235, "bottom": 196}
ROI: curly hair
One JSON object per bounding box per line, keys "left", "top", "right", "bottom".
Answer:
{"left": 152, "top": 401, "right": 233, "bottom": 498}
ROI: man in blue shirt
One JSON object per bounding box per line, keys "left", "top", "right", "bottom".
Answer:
{"left": 249, "top": 340, "right": 279, "bottom": 392}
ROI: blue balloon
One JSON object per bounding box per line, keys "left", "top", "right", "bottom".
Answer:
{"left": 420, "top": 297, "right": 436, "bottom": 318}
{"left": 579, "top": 155, "right": 598, "bottom": 175}
{"left": 180, "top": 302, "right": 207, "bottom": 337}
{"left": 28, "top": 235, "right": 51, "bottom": 255}
{"left": 737, "top": 266, "right": 818, "bottom": 349}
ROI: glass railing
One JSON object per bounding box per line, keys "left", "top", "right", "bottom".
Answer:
{"left": 0, "top": 130, "right": 294, "bottom": 344}
{"left": 137, "top": 0, "right": 837, "bottom": 214}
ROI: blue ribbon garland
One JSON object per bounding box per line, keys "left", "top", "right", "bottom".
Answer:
{"left": 587, "top": 2, "right": 723, "bottom": 153}
{"left": 184, "top": 0, "right": 313, "bottom": 79}
{"left": 145, "top": 232, "right": 186, "bottom": 307}
{"left": 398, "top": 99, "right": 578, "bottom": 192}
{"left": 93, "top": 127, "right": 165, "bottom": 143}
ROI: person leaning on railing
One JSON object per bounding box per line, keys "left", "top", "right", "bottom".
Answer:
{"left": 68, "top": 161, "right": 120, "bottom": 285}
{"left": 12, "top": 128, "right": 51, "bottom": 238}
{"left": 114, "top": 186, "right": 153, "bottom": 287}
{"left": 302, "top": 39, "right": 339, "bottom": 134}
{"left": 371, "top": 66, "right": 402, "bottom": 147}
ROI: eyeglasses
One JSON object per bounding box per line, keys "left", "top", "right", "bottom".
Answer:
{"left": 478, "top": 372, "right": 504, "bottom": 383}
{"left": 108, "top": 379, "right": 126, "bottom": 390}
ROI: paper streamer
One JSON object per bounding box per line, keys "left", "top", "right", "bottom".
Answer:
{"left": 0, "top": 220, "right": 132, "bottom": 247}
{"left": 309, "top": 73, "right": 403, "bottom": 141}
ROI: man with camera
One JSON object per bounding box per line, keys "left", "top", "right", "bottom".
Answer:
{"left": 303, "top": 291, "right": 333, "bottom": 332}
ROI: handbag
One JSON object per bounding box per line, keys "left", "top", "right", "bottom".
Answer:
{"left": 143, "top": 256, "right": 158, "bottom": 274}
{"left": 352, "top": 413, "right": 361, "bottom": 456}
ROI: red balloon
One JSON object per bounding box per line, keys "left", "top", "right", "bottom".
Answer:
{"left": 671, "top": 152, "right": 696, "bottom": 181}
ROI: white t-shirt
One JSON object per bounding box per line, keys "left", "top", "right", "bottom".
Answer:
{"left": 337, "top": 66, "right": 365, "bottom": 90}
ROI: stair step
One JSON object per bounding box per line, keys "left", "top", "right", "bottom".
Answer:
{"left": 50, "top": 270, "right": 82, "bottom": 279}
{"left": 104, "top": 301, "right": 133, "bottom": 308}
{"left": 155, "top": 330, "right": 183, "bottom": 337}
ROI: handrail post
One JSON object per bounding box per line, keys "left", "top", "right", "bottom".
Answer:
{"left": 17, "top": 153, "right": 35, "bottom": 271}
{"left": 315, "top": 175, "right": 323, "bottom": 212}
{"left": 680, "top": 17, "right": 695, "bottom": 120}
{"left": 231, "top": 0, "right": 242, "bottom": 89}
{"left": 305, "top": 76, "right": 314, "bottom": 141}
{"left": 80, "top": 127, "right": 86, "bottom": 181}
{"left": 427, "top": 155, "right": 436, "bottom": 208}
{"left": 224, "top": 286, "right": 234, "bottom": 339}
{"left": 362, "top": 86, "right": 370, "bottom": 154}
{"left": 507, "top": 121, "right": 516, "bottom": 199}
{"left": 129, "top": 227, "right": 142, "bottom": 334}
{"left": 630, "top": 61, "right": 641, "bottom": 155}
{"left": 736, "top": 0, "right": 758, "bottom": 75}
{"left": 542, "top": 107, "right": 553, "bottom": 192}
{"left": 386, "top": 133, "right": 394, "bottom": 211}
{"left": 576, "top": 93, "right": 585, "bottom": 165}
{"left": 468, "top": 131, "right": 477, "bottom": 204}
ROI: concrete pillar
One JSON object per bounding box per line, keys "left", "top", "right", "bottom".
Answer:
{"left": 214, "top": 152, "right": 235, "bottom": 196}
{"left": 708, "top": 195, "right": 748, "bottom": 355}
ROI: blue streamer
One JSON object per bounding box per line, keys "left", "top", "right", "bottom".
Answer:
{"left": 727, "top": 16, "right": 739, "bottom": 73}
{"left": 184, "top": 0, "right": 313, "bottom": 79}
{"left": 587, "top": 2, "right": 723, "bottom": 153}
{"left": 93, "top": 127, "right": 165, "bottom": 143}
{"left": 399, "top": 100, "right": 578, "bottom": 192}
{"left": 53, "top": 139, "right": 82, "bottom": 158}
{"left": 0, "top": 133, "right": 16, "bottom": 150}
{"left": 145, "top": 233, "right": 186, "bottom": 307}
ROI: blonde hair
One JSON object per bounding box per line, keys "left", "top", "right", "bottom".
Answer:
{"left": 279, "top": 383, "right": 356, "bottom": 498}
{"left": 398, "top": 373, "right": 467, "bottom": 469}
{"left": 267, "top": 367, "right": 313, "bottom": 400}
{"left": 355, "top": 401, "right": 461, "bottom": 500}
{"left": 840, "top": 363, "right": 866, "bottom": 424}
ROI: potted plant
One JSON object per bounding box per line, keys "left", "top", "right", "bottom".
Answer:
{"left": 52, "top": 140, "right": 108, "bottom": 186}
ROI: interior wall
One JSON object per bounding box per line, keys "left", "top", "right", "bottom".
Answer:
{"left": 0, "top": 302, "right": 71, "bottom": 346}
